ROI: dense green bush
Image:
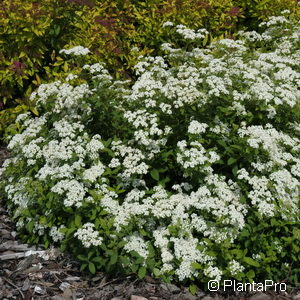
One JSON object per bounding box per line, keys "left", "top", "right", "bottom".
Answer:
{"left": 1, "top": 13, "right": 300, "bottom": 290}
{"left": 0, "top": 0, "right": 97, "bottom": 136}
{"left": 236, "top": 0, "right": 300, "bottom": 30}
{"left": 1, "top": 0, "right": 300, "bottom": 139}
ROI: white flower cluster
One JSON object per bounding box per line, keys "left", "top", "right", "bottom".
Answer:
{"left": 5, "top": 177, "right": 30, "bottom": 208}
{"left": 65, "top": 73, "right": 78, "bottom": 81}
{"left": 214, "top": 39, "right": 247, "bottom": 53}
{"left": 177, "top": 140, "right": 220, "bottom": 169}
{"left": 188, "top": 121, "right": 208, "bottom": 135}
{"left": 204, "top": 264, "right": 222, "bottom": 282}
{"left": 74, "top": 223, "right": 103, "bottom": 248}
{"left": 259, "top": 15, "right": 289, "bottom": 28}
{"left": 86, "top": 135, "right": 105, "bottom": 159}
{"left": 228, "top": 260, "right": 245, "bottom": 276}
{"left": 153, "top": 228, "right": 174, "bottom": 272}
{"left": 83, "top": 162, "right": 105, "bottom": 182}
{"left": 50, "top": 225, "right": 66, "bottom": 242}
{"left": 123, "top": 234, "right": 149, "bottom": 259}
{"left": 171, "top": 236, "right": 211, "bottom": 281}
{"left": 162, "top": 21, "right": 174, "bottom": 28}
{"left": 8, "top": 116, "right": 47, "bottom": 150}
{"left": 83, "top": 63, "right": 107, "bottom": 74}
{"left": 237, "top": 124, "right": 300, "bottom": 218}
{"left": 176, "top": 25, "right": 208, "bottom": 40}
{"left": 31, "top": 81, "right": 92, "bottom": 115}
{"left": 59, "top": 45, "right": 90, "bottom": 56}
{"left": 111, "top": 142, "right": 149, "bottom": 181}
{"left": 33, "top": 223, "right": 46, "bottom": 236}
{"left": 51, "top": 179, "right": 87, "bottom": 207}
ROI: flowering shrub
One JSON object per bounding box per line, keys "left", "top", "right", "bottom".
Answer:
{"left": 2, "top": 0, "right": 300, "bottom": 140}
{"left": 1, "top": 13, "right": 300, "bottom": 288}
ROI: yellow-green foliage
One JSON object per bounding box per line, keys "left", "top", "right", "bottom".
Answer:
{"left": 1, "top": 0, "right": 300, "bottom": 139}
{"left": 0, "top": 0, "right": 97, "bottom": 135}
{"left": 66, "top": 0, "right": 243, "bottom": 78}
{"left": 235, "top": 0, "right": 300, "bottom": 30}
{"left": 66, "top": 0, "right": 300, "bottom": 77}
{"left": 0, "top": 0, "right": 79, "bottom": 101}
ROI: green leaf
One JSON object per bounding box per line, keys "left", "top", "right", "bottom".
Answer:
{"left": 75, "top": 215, "right": 82, "bottom": 227}
{"left": 88, "top": 251, "right": 94, "bottom": 260}
{"left": 150, "top": 169, "right": 160, "bottom": 181}
{"left": 230, "top": 249, "right": 244, "bottom": 259}
{"left": 246, "top": 269, "right": 255, "bottom": 279}
{"left": 232, "top": 165, "right": 238, "bottom": 177}
{"left": 191, "top": 262, "right": 202, "bottom": 269}
{"left": 202, "top": 34, "right": 209, "bottom": 46}
{"left": 110, "top": 252, "right": 118, "bottom": 265}
{"left": 189, "top": 284, "right": 197, "bottom": 295}
{"left": 77, "top": 255, "right": 88, "bottom": 261}
{"left": 227, "top": 157, "right": 237, "bottom": 165}
{"left": 148, "top": 243, "right": 155, "bottom": 258}
{"left": 26, "top": 221, "right": 34, "bottom": 233}
{"left": 80, "top": 263, "right": 87, "bottom": 271}
{"left": 243, "top": 257, "right": 260, "bottom": 267}
{"left": 153, "top": 268, "right": 160, "bottom": 277}
{"left": 131, "top": 264, "right": 138, "bottom": 273}
{"left": 139, "top": 228, "right": 148, "bottom": 236}
{"left": 206, "top": 251, "right": 218, "bottom": 257}
{"left": 138, "top": 266, "right": 147, "bottom": 279}
{"left": 293, "top": 228, "right": 300, "bottom": 238}
{"left": 131, "top": 250, "right": 142, "bottom": 258}
{"left": 89, "top": 262, "right": 96, "bottom": 274}
{"left": 120, "top": 256, "right": 130, "bottom": 266}
{"left": 217, "top": 140, "right": 227, "bottom": 148}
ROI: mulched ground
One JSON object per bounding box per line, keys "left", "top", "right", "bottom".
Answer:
{"left": 0, "top": 143, "right": 299, "bottom": 300}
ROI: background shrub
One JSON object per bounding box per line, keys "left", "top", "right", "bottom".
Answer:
{"left": 1, "top": 0, "right": 300, "bottom": 139}
{"left": 0, "top": 0, "right": 97, "bottom": 137}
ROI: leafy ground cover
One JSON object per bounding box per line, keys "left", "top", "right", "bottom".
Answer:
{"left": 1, "top": 11, "right": 300, "bottom": 295}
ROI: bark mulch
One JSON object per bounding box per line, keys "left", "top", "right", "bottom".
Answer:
{"left": 0, "top": 144, "right": 299, "bottom": 300}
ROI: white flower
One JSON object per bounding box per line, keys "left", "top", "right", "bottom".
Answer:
{"left": 65, "top": 73, "right": 78, "bottom": 81}
{"left": 59, "top": 46, "right": 90, "bottom": 56}
{"left": 51, "top": 179, "right": 86, "bottom": 207}
{"left": 108, "top": 158, "right": 121, "bottom": 168}
{"left": 188, "top": 121, "right": 208, "bottom": 134}
{"left": 50, "top": 225, "right": 65, "bottom": 242}
{"left": 83, "top": 162, "right": 105, "bottom": 182}
{"left": 131, "top": 46, "right": 140, "bottom": 52}
{"left": 176, "top": 25, "right": 208, "bottom": 40}
{"left": 204, "top": 264, "right": 222, "bottom": 281}
{"left": 162, "top": 21, "right": 174, "bottom": 28}
{"left": 228, "top": 260, "right": 245, "bottom": 276}
{"left": 74, "top": 223, "right": 103, "bottom": 248}
{"left": 123, "top": 234, "right": 149, "bottom": 259}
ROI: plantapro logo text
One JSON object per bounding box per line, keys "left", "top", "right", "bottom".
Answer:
{"left": 207, "top": 280, "right": 287, "bottom": 292}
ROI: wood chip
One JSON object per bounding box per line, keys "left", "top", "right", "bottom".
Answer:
{"left": 0, "top": 252, "right": 26, "bottom": 260}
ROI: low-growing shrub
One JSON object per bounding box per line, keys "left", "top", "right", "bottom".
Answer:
{"left": 1, "top": 13, "right": 300, "bottom": 289}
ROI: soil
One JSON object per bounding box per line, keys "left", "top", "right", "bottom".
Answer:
{"left": 0, "top": 144, "right": 299, "bottom": 300}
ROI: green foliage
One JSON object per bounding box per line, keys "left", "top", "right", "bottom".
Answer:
{"left": 235, "top": 0, "right": 300, "bottom": 31}
{"left": 0, "top": 0, "right": 97, "bottom": 137}
{"left": 1, "top": 0, "right": 299, "bottom": 139}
